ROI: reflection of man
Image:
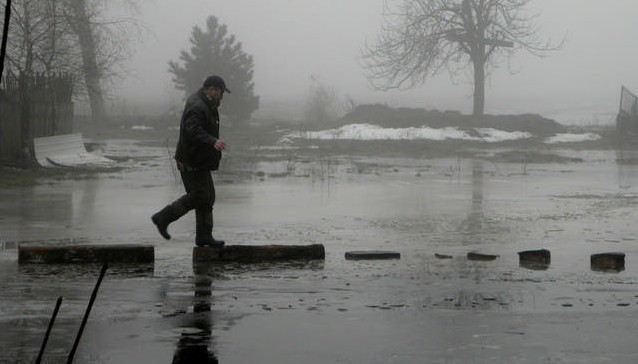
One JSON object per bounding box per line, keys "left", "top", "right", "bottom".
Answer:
{"left": 171, "top": 324, "right": 218, "bottom": 364}
{"left": 152, "top": 75, "right": 229, "bottom": 247}
{"left": 172, "top": 263, "right": 218, "bottom": 364}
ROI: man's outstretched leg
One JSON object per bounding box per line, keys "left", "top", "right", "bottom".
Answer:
{"left": 151, "top": 199, "right": 189, "bottom": 240}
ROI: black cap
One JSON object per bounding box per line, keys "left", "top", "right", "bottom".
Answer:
{"left": 203, "top": 75, "right": 231, "bottom": 93}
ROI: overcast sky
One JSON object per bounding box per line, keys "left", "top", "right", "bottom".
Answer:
{"left": 118, "top": 0, "right": 638, "bottom": 124}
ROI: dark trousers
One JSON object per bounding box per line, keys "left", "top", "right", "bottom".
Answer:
{"left": 177, "top": 169, "right": 215, "bottom": 212}
{"left": 173, "top": 169, "right": 216, "bottom": 241}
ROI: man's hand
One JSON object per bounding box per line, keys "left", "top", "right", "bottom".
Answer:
{"left": 214, "top": 139, "right": 227, "bottom": 151}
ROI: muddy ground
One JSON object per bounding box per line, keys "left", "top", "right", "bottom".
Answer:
{"left": 1, "top": 121, "right": 638, "bottom": 363}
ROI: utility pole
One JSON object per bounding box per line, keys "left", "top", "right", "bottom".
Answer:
{"left": 1, "top": 0, "right": 11, "bottom": 81}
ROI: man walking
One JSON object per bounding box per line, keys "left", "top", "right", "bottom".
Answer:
{"left": 151, "top": 75, "right": 230, "bottom": 247}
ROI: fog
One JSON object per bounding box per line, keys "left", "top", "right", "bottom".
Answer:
{"left": 117, "top": 0, "right": 638, "bottom": 124}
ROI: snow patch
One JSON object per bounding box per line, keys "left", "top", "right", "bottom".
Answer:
{"left": 131, "top": 125, "right": 154, "bottom": 131}
{"left": 544, "top": 133, "right": 601, "bottom": 144}
{"left": 288, "top": 123, "right": 532, "bottom": 142}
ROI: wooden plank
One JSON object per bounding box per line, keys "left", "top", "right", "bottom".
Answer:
{"left": 193, "top": 244, "right": 325, "bottom": 263}
{"left": 18, "top": 244, "right": 154, "bottom": 264}
{"left": 467, "top": 251, "right": 499, "bottom": 261}
{"left": 518, "top": 249, "right": 551, "bottom": 263}
{"left": 33, "top": 133, "right": 114, "bottom": 168}
{"left": 345, "top": 251, "right": 400, "bottom": 260}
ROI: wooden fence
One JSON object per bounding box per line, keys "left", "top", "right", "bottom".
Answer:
{"left": 0, "top": 73, "right": 74, "bottom": 163}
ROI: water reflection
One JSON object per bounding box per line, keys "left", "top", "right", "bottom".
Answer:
{"left": 458, "top": 159, "right": 486, "bottom": 242}
{"left": 616, "top": 150, "right": 638, "bottom": 190}
{"left": 7, "top": 186, "right": 74, "bottom": 240}
{"left": 470, "top": 159, "right": 484, "bottom": 231}
{"left": 75, "top": 178, "right": 99, "bottom": 227}
{"left": 17, "top": 262, "right": 154, "bottom": 279}
{"left": 171, "top": 262, "right": 219, "bottom": 364}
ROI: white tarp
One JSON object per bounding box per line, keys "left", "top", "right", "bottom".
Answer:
{"left": 33, "top": 133, "right": 114, "bottom": 168}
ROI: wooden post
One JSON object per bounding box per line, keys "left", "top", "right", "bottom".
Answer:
{"left": 36, "top": 296, "right": 63, "bottom": 364}
{"left": 518, "top": 249, "right": 551, "bottom": 270}
{"left": 0, "top": 0, "right": 10, "bottom": 81}
{"left": 591, "top": 252, "right": 625, "bottom": 272}
{"left": 67, "top": 263, "right": 107, "bottom": 364}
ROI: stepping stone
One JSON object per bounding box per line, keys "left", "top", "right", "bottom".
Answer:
{"left": 591, "top": 252, "right": 625, "bottom": 272}
{"left": 345, "top": 251, "right": 400, "bottom": 260}
{"left": 193, "top": 244, "right": 325, "bottom": 263}
{"left": 518, "top": 249, "right": 551, "bottom": 270}
{"left": 467, "top": 251, "right": 499, "bottom": 261}
{"left": 18, "top": 244, "right": 154, "bottom": 264}
{"left": 435, "top": 253, "right": 453, "bottom": 259}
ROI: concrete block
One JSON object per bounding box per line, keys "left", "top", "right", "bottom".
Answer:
{"left": 18, "top": 244, "right": 154, "bottom": 264}
{"left": 193, "top": 244, "right": 325, "bottom": 263}
{"left": 345, "top": 251, "right": 400, "bottom": 260}
{"left": 518, "top": 249, "right": 551, "bottom": 270}
{"left": 591, "top": 252, "right": 625, "bottom": 272}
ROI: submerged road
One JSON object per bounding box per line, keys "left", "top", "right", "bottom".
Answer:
{"left": 2, "top": 141, "right": 638, "bottom": 363}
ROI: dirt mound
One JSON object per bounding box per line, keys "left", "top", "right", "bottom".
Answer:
{"left": 341, "top": 104, "right": 567, "bottom": 136}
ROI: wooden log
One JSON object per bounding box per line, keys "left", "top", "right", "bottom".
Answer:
{"left": 591, "top": 252, "right": 625, "bottom": 272}
{"left": 345, "top": 251, "right": 400, "bottom": 260}
{"left": 192, "top": 246, "right": 223, "bottom": 262}
{"left": 18, "top": 244, "right": 154, "bottom": 264}
{"left": 518, "top": 249, "right": 551, "bottom": 270}
{"left": 467, "top": 251, "right": 499, "bottom": 261}
{"left": 518, "top": 249, "right": 551, "bottom": 264}
{"left": 193, "top": 244, "right": 325, "bottom": 263}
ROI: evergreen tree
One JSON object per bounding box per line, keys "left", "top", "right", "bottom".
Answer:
{"left": 169, "top": 16, "right": 259, "bottom": 123}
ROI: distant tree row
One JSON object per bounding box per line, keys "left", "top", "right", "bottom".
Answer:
{"left": 170, "top": 0, "right": 560, "bottom": 125}
{"left": 3, "top": 0, "right": 557, "bottom": 127}
{"left": 2, "top": 3, "right": 260, "bottom": 124}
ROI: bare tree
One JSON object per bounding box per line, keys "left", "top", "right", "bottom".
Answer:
{"left": 65, "top": 0, "right": 107, "bottom": 123}
{"left": 63, "top": 0, "right": 140, "bottom": 123}
{"left": 2, "top": 0, "right": 80, "bottom": 164}
{"left": 361, "top": 0, "right": 561, "bottom": 116}
{"left": 4, "top": 0, "right": 79, "bottom": 77}
{"left": 3, "top": 0, "right": 140, "bottom": 123}
{"left": 304, "top": 74, "right": 338, "bottom": 125}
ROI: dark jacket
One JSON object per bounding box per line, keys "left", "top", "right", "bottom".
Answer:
{"left": 174, "top": 88, "right": 222, "bottom": 170}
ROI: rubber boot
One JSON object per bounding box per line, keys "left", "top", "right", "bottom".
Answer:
{"left": 152, "top": 201, "right": 188, "bottom": 240}
{"left": 195, "top": 210, "right": 224, "bottom": 247}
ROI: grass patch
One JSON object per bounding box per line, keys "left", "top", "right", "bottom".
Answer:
{"left": 0, "top": 167, "right": 40, "bottom": 188}
{"left": 0, "top": 165, "right": 123, "bottom": 188}
{"left": 485, "top": 150, "right": 583, "bottom": 164}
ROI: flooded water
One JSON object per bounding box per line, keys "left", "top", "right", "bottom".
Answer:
{"left": 2, "top": 140, "right": 638, "bottom": 363}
